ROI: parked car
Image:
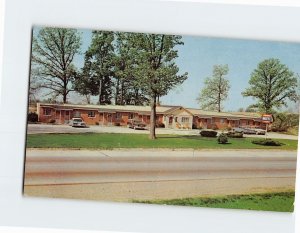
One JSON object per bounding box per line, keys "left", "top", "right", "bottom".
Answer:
{"left": 232, "top": 127, "right": 256, "bottom": 134}
{"left": 254, "top": 127, "right": 266, "bottom": 135}
{"left": 69, "top": 118, "right": 86, "bottom": 127}
{"left": 127, "top": 119, "right": 146, "bottom": 130}
{"left": 232, "top": 127, "right": 244, "bottom": 133}
{"left": 242, "top": 127, "right": 257, "bottom": 134}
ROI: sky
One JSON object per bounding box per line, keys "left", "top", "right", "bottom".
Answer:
{"left": 42, "top": 27, "right": 300, "bottom": 112}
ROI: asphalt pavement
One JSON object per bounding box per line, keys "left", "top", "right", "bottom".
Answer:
{"left": 23, "top": 149, "right": 297, "bottom": 202}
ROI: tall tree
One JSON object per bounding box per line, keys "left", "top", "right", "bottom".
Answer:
{"left": 31, "top": 27, "right": 81, "bottom": 103}
{"left": 242, "top": 58, "right": 298, "bottom": 114}
{"left": 197, "top": 65, "right": 230, "bottom": 112}
{"left": 76, "top": 31, "right": 115, "bottom": 105}
{"left": 133, "top": 33, "right": 188, "bottom": 139}
{"left": 113, "top": 32, "right": 149, "bottom": 105}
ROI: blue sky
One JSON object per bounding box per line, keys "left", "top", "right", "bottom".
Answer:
{"left": 72, "top": 29, "right": 300, "bottom": 111}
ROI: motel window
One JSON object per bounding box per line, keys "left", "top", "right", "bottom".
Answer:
{"left": 220, "top": 118, "right": 225, "bottom": 124}
{"left": 129, "top": 113, "right": 134, "bottom": 119}
{"left": 182, "top": 117, "right": 190, "bottom": 123}
{"left": 88, "top": 111, "right": 95, "bottom": 118}
{"left": 43, "top": 108, "right": 51, "bottom": 116}
{"left": 116, "top": 112, "right": 122, "bottom": 119}
{"left": 147, "top": 116, "right": 150, "bottom": 120}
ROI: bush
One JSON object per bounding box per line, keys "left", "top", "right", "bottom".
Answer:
{"left": 95, "top": 122, "right": 99, "bottom": 125}
{"left": 49, "top": 119, "right": 55, "bottom": 124}
{"left": 226, "top": 131, "right": 243, "bottom": 138}
{"left": 156, "top": 122, "right": 165, "bottom": 128}
{"left": 217, "top": 133, "right": 228, "bottom": 144}
{"left": 28, "top": 112, "right": 38, "bottom": 122}
{"left": 200, "top": 130, "right": 218, "bottom": 137}
{"left": 251, "top": 139, "right": 284, "bottom": 146}
{"left": 114, "top": 122, "right": 121, "bottom": 126}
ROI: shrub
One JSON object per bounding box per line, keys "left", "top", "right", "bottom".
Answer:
{"left": 49, "top": 119, "right": 55, "bottom": 124}
{"left": 200, "top": 130, "right": 218, "bottom": 137}
{"left": 156, "top": 122, "right": 165, "bottom": 128}
{"left": 95, "top": 122, "right": 99, "bottom": 125}
{"left": 114, "top": 122, "right": 121, "bottom": 126}
{"left": 217, "top": 133, "right": 228, "bottom": 144}
{"left": 251, "top": 139, "right": 284, "bottom": 146}
{"left": 192, "top": 124, "right": 198, "bottom": 129}
{"left": 226, "top": 131, "right": 243, "bottom": 138}
{"left": 28, "top": 112, "right": 38, "bottom": 122}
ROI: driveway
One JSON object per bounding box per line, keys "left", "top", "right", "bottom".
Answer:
{"left": 24, "top": 149, "right": 297, "bottom": 202}
{"left": 27, "top": 124, "right": 298, "bottom": 140}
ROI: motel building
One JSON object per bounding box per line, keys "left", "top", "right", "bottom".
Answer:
{"left": 36, "top": 103, "right": 265, "bottom": 130}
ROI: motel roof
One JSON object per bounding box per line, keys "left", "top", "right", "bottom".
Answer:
{"left": 38, "top": 103, "right": 263, "bottom": 119}
{"left": 186, "top": 108, "right": 262, "bottom": 120}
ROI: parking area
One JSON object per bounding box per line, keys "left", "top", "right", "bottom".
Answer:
{"left": 27, "top": 124, "right": 298, "bottom": 140}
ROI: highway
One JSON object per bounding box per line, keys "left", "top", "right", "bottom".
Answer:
{"left": 23, "top": 149, "right": 297, "bottom": 201}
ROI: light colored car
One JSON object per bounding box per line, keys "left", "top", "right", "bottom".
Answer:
{"left": 127, "top": 119, "right": 146, "bottom": 130}
{"left": 232, "top": 127, "right": 256, "bottom": 134}
{"left": 254, "top": 127, "right": 266, "bottom": 135}
{"left": 69, "top": 118, "right": 86, "bottom": 127}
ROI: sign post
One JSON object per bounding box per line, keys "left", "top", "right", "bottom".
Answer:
{"left": 261, "top": 114, "right": 273, "bottom": 139}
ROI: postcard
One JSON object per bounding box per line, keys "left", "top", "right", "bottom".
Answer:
{"left": 24, "top": 26, "right": 299, "bottom": 212}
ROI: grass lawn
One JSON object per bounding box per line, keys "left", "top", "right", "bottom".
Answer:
{"left": 26, "top": 133, "right": 298, "bottom": 150}
{"left": 134, "top": 192, "right": 295, "bottom": 212}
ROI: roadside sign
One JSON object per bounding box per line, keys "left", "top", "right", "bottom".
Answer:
{"left": 262, "top": 114, "right": 273, "bottom": 124}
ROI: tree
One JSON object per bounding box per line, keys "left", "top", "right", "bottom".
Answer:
{"left": 133, "top": 33, "right": 188, "bottom": 139}
{"left": 113, "top": 32, "right": 149, "bottom": 105}
{"left": 31, "top": 27, "right": 81, "bottom": 103}
{"left": 197, "top": 65, "right": 230, "bottom": 112}
{"left": 242, "top": 58, "right": 298, "bottom": 114}
{"left": 76, "top": 31, "right": 114, "bottom": 104}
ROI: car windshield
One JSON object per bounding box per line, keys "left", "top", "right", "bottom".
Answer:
{"left": 73, "top": 119, "right": 82, "bottom": 122}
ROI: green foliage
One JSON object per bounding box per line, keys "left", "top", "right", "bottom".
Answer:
{"left": 113, "top": 32, "right": 149, "bottom": 105}
{"left": 27, "top": 112, "right": 38, "bottom": 122}
{"left": 26, "top": 133, "right": 297, "bottom": 150}
{"left": 32, "top": 27, "right": 82, "bottom": 103}
{"left": 242, "top": 58, "right": 298, "bottom": 113}
{"left": 75, "top": 31, "right": 114, "bottom": 104}
{"left": 251, "top": 139, "right": 284, "bottom": 146}
{"left": 200, "top": 130, "right": 218, "bottom": 137}
{"left": 135, "top": 192, "right": 295, "bottom": 212}
{"left": 197, "top": 64, "right": 230, "bottom": 112}
{"left": 271, "top": 112, "right": 299, "bottom": 132}
{"left": 217, "top": 133, "right": 228, "bottom": 144}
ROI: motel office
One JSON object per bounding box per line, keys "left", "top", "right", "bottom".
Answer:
{"left": 37, "top": 103, "right": 264, "bottom": 129}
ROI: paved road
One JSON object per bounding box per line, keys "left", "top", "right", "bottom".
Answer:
{"left": 27, "top": 124, "right": 298, "bottom": 140}
{"left": 23, "top": 149, "right": 297, "bottom": 202}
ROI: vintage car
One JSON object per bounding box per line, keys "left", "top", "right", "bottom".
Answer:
{"left": 254, "top": 127, "right": 266, "bottom": 135}
{"left": 232, "top": 127, "right": 256, "bottom": 134}
{"left": 127, "top": 119, "right": 146, "bottom": 130}
{"left": 69, "top": 118, "right": 86, "bottom": 127}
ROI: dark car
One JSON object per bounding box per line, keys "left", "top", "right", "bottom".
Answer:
{"left": 127, "top": 119, "right": 146, "bottom": 130}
